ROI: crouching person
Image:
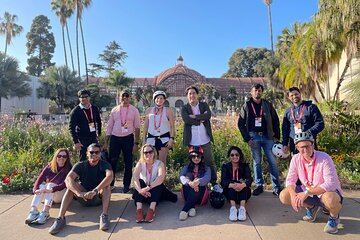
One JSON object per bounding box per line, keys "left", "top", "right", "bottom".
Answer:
{"left": 279, "top": 132, "right": 343, "bottom": 234}
{"left": 48, "top": 143, "right": 113, "bottom": 235}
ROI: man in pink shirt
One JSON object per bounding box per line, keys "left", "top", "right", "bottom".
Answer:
{"left": 104, "top": 89, "right": 141, "bottom": 193}
{"left": 279, "top": 131, "right": 343, "bottom": 234}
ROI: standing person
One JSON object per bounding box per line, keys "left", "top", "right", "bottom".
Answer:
{"left": 48, "top": 143, "right": 113, "bottom": 235}
{"left": 143, "top": 90, "right": 175, "bottom": 165}
{"left": 181, "top": 85, "right": 222, "bottom": 193}
{"left": 69, "top": 89, "right": 102, "bottom": 161}
{"left": 178, "top": 146, "right": 211, "bottom": 221}
{"left": 25, "top": 148, "right": 72, "bottom": 225}
{"left": 282, "top": 87, "right": 325, "bottom": 154}
{"left": 133, "top": 144, "right": 167, "bottom": 223}
{"left": 105, "top": 89, "right": 141, "bottom": 193}
{"left": 238, "top": 83, "right": 281, "bottom": 196}
{"left": 221, "top": 146, "right": 252, "bottom": 222}
{"left": 279, "top": 132, "right": 343, "bottom": 234}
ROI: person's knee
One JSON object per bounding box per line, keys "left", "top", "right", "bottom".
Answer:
{"left": 322, "top": 192, "right": 341, "bottom": 209}
{"left": 279, "top": 187, "right": 290, "bottom": 204}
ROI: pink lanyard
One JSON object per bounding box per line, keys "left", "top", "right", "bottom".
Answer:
{"left": 232, "top": 167, "right": 239, "bottom": 181}
{"left": 146, "top": 163, "right": 153, "bottom": 185}
{"left": 250, "top": 102, "right": 262, "bottom": 117}
{"left": 153, "top": 107, "right": 163, "bottom": 129}
{"left": 82, "top": 107, "right": 93, "bottom": 123}
{"left": 302, "top": 157, "right": 316, "bottom": 185}
{"left": 119, "top": 106, "right": 129, "bottom": 126}
{"left": 290, "top": 105, "right": 305, "bottom": 123}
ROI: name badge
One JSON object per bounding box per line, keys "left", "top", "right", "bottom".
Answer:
{"left": 255, "top": 117, "right": 262, "bottom": 127}
{"left": 294, "top": 122, "right": 302, "bottom": 134}
{"left": 121, "top": 127, "right": 129, "bottom": 133}
{"left": 89, "top": 122, "right": 96, "bottom": 132}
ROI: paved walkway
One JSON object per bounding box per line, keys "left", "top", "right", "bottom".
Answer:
{"left": 0, "top": 188, "right": 359, "bottom": 240}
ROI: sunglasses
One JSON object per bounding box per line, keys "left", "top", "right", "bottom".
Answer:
{"left": 230, "top": 153, "right": 239, "bottom": 157}
{"left": 122, "top": 94, "right": 130, "bottom": 98}
{"left": 191, "top": 154, "right": 201, "bottom": 159}
{"left": 57, "top": 154, "right": 67, "bottom": 158}
{"left": 79, "top": 95, "right": 89, "bottom": 99}
{"left": 89, "top": 151, "right": 100, "bottom": 155}
{"left": 143, "top": 150, "right": 154, "bottom": 155}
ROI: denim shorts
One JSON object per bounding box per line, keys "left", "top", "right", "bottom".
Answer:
{"left": 295, "top": 185, "right": 343, "bottom": 207}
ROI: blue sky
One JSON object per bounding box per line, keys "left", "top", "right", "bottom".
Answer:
{"left": 0, "top": 0, "right": 318, "bottom": 78}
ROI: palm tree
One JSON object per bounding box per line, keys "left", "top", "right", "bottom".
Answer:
{"left": 68, "top": 0, "right": 92, "bottom": 83}
{"left": 0, "top": 52, "right": 32, "bottom": 112}
{"left": 0, "top": 12, "right": 23, "bottom": 56}
{"left": 51, "top": 0, "right": 75, "bottom": 72}
{"left": 263, "top": 0, "right": 274, "bottom": 53}
{"left": 103, "top": 70, "right": 134, "bottom": 105}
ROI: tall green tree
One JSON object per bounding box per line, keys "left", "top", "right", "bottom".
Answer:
{"left": 0, "top": 12, "right": 23, "bottom": 56}
{"left": 134, "top": 85, "right": 168, "bottom": 109}
{"left": 51, "top": 0, "right": 75, "bottom": 72}
{"left": 26, "top": 15, "right": 56, "bottom": 77}
{"left": 103, "top": 70, "right": 133, "bottom": 105}
{"left": 223, "top": 47, "right": 273, "bottom": 77}
{"left": 263, "top": 0, "right": 274, "bottom": 52}
{"left": 98, "top": 40, "right": 128, "bottom": 74}
{"left": 86, "top": 84, "right": 114, "bottom": 109}
{"left": 68, "top": 0, "right": 92, "bottom": 83}
{"left": 37, "top": 65, "right": 84, "bottom": 112}
{"left": 0, "top": 52, "right": 32, "bottom": 112}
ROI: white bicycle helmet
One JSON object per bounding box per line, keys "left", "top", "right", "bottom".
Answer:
{"left": 294, "top": 131, "right": 314, "bottom": 144}
{"left": 153, "top": 90, "right": 166, "bottom": 101}
{"left": 272, "top": 143, "right": 290, "bottom": 159}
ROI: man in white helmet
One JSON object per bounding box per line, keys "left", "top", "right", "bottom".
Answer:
{"left": 279, "top": 131, "right": 343, "bottom": 234}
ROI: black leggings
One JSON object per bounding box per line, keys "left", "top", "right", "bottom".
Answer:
{"left": 133, "top": 179, "right": 163, "bottom": 204}
{"left": 182, "top": 185, "right": 206, "bottom": 212}
{"left": 223, "top": 187, "right": 251, "bottom": 205}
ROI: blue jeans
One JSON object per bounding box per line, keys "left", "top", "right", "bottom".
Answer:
{"left": 249, "top": 132, "right": 281, "bottom": 191}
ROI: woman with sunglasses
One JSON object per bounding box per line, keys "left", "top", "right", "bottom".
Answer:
{"left": 142, "top": 91, "right": 175, "bottom": 166}
{"left": 133, "top": 144, "right": 166, "bottom": 223}
{"left": 178, "top": 146, "right": 211, "bottom": 221}
{"left": 221, "top": 146, "right": 252, "bottom": 221}
{"left": 25, "top": 148, "right": 72, "bottom": 225}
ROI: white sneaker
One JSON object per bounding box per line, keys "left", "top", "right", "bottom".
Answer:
{"left": 212, "top": 184, "right": 223, "bottom": 193}
{"left": 34, "top": 211, "right": 50, "bottom": 225}
{"left": 188, "top": 208, "right": 196, "bottom": 217}
{"left": 179, "top": 211, "right": 188, "bottom": 221}
{"left": 238, "top": 206, "right": 246, "bottom": 221}
{"left": 229, "top": 206, "right": 237, "bottom": 221}
{"left": 25, "top": 210, "right": 39, "bottom": 224}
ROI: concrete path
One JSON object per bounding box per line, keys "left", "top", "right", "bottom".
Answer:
{"left": 0, "top": 190, "right": 359, "bottom": 240}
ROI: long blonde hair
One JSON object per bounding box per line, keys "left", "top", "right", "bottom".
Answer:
{"left": 139, "top": 144, "right": 158, "bottom": 164}
{"left": 50, "top": 148, "right": 72, "bottom": 173}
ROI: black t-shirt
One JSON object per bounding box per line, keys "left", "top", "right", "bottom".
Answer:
{"left": 247, "top": 99, "right": 267, "bottom": 134}
{"left": 72, "top": 160, "right": 112, "bottom": 191}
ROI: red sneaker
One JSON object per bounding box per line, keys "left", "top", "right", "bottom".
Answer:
{"left": 136, "top": 209, "right": 144, "bottom": 223}
{"left": 145, "top": 208, "right": 155, "bottom": 223}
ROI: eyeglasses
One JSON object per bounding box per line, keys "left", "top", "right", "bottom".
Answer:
{"left": 143, "top": 150, "right": 154, "bottom": 155}
{"left": 89, "top": 151, "right": 100, "bottom": 155}
{"left": 297, "top": 144, "right": 313, "bottom": 150}
{"left": 57, "top": 154, "right": 67, "bottom": 158}
{"left": 230, "top": 153, "right": 239, "bottom": 157}
{"left": 122, "top": 94, "right": 130, "bottom": 98}
{"left": 191, "top": 154, "right": 201, "bottom": 159}
{"left": 79, "top": 95, "right": 89, "bottom": 99}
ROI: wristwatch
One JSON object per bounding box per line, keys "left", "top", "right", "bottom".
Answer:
{"left": 92, "top": 188, "right": 99, "bottom": 194}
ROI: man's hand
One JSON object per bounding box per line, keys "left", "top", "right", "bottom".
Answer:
{"left": 247, "top": 139, "right": 255, "bottom": 147}
{"left": 84, "top": 191, "right": 97, "bottom": 200}
{"left": 283, "top": 146, "right": 290, "bottom": 154}
{"left": 74, "top": 142, "right": 83, "bottom": 151}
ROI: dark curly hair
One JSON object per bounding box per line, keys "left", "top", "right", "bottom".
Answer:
{"left": 227, "top": 146, "right": 245, "bottom": 163}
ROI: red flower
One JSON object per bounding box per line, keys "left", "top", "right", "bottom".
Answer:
{"left": 11, "top": 172, "right": 18, "bottom": 177}
{"left": 2, "top": 176, "right": 10, "bottom": 185}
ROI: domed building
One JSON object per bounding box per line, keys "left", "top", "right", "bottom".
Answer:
{"left": 131, "top": 56, "right": 268, "bottom": 111}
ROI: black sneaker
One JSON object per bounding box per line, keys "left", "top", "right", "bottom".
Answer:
{"left": 272, "top": 188, "right": 282, "bottom": 197}
{"left": 123, "top": 185, "right": 130, "bottom": 193}
{"left": 49, "top": 217, "right": 66, "bottom": 235}
{"left": 99, "top": 213, "right": 110, "bottom": 231}
{"left": 253, "top": 186, "right": 264, "bottom": 196}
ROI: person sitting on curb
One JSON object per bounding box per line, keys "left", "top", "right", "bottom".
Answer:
{"left": 178, "top": 146, "right": 211, "bottom": 221}
{"left": 279, "top": 131, "right": 343, "bottom": 234}
{"left": 133, "top": 144, "right": 175, "bottom": 223}
{"left": 48, "top": 143, "right": 113, "bottom": 235}
{"left": 221, "top": 146, "right": 252, "bottom": 222}
{"left": 25, "top": 148, "right": 72, "bottom": 225}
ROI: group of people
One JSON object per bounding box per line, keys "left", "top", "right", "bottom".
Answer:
{"left": 24, "top": 84, "right": 343, "bottom": 235}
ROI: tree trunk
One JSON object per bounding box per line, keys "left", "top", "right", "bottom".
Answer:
{"left": 314, "top": 76, "right": 326, "bottom": 101}
{"left": 267, "top": 4, "right": 274, "bottom": 53}
{"left": 62, "top": 25, "right": 68, "bottom": 68}
{"left": 4, "top": 39, "right": 8, "bottom": 56}
{"left": 332, "top": 52, "right": 353, "bottom": 102}
{"left": 79, "top": 19, "right": 89, "bottom": 85}
{"left": 66, "top": 22, "right": 75, "bottom": 72}
{"left": 76, "top": 14, "right": 81, "bottom": 78}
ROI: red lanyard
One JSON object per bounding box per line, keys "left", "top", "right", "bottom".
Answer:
{"left": 290, "top": 105, "right": 305, "bottom": 123}
{"left": 153, "top": 107, "right": 163, "bottom": 129}
{"left": 191, "top": 104, "right": 200, "bottom": 115}
{"left": 192, "top": 165, "right": 199, "bottom": 178}
{"left": 119, "top": 106, "right": 129, "bottom": 126}
{"left": 302, "top": 157, "right": 316, "bottom": 185}
{"left": 232, "top": 167, "right": 239, "bottom": 181}
{"left": 146, "top": 163, "right": 153, "bottom": 185}
{"left": 82, "top": 107, "right": 93, "bottom": 123}
{"left": 250, "top": 102, "right": 262, "bottom": 117}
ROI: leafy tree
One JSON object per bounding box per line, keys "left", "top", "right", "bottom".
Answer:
{"left": 86, "top": 84, "right": 114, "bottom": 109}
{"left": 37, "top": 66, "right": 84, "bottom": 112}
{"left": 26, "top": 15, "right": 56, "bottom": 77}
{"left": 98, "top": 40, "right": 128, "bottom": 74}
{"left": 226, "top": 86, "right": 238, "bottom": 107}
{"left": 134, "top": 85, "right": 168, "bottom": 109}
{"left": 223, "top": 47, "right": 273, "bottom": 77}
{"left": 0, "top": 53, "right": 32, "bottom": 112}
{"left": 103, "top": 70, "right": 133, "bottom": 105}
{"left": 193, "top": 82, "right": 218, "bottom": 103}
{"left": 0, "top": 11, "right": 23, "bottom": 56}
{"left": 343, "top": 69, "right": 360, "bottom": 109}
